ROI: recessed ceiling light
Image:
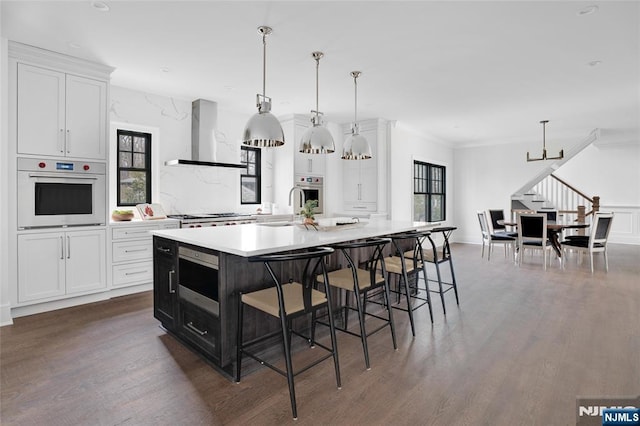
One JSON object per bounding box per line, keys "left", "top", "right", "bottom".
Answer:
{"left": 160, "top": 67, "right": 170, "bottom": 73}
{"left": 577, "top": 5, "right": 598, "bottom": 16}
{"left": 68, "top": 42, "right": 81, "bottom": 49}
{"left": 587, "top": 60, "right": 602, "bottom": 67}
{"left": 92, "top": 1, "right": 110, "bottom": 12}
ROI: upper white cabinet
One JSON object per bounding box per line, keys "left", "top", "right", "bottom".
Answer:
{"left": 10, "top": 41, "right": 113, "bottom": 161}
{"left": 17, "top": 63, "right": 107, "bottom": 159}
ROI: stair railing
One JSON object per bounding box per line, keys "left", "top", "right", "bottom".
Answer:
{"left": 530, "top": 174, "right": 599, "bottom": 221}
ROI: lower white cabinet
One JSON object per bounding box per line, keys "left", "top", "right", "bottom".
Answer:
{"left": 109, "top": 221, "right": 179, "bottom": 289}
{"left": 17, "top": 229, "right": 106, "bottom": 303}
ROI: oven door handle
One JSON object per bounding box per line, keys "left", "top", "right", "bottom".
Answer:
{"left": 28, "top": 173, "right": 99, "bottom": 180}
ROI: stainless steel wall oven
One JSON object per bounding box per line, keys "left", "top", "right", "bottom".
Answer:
{"left": 17, "top": 157, "right": 106, "bottom": 229}
{"left": 294, "top": 175, "right": 324, "bottom": 214}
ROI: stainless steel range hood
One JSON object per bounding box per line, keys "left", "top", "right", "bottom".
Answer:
{"left": 164, "top": 99, "right": 246, "bottom": 168}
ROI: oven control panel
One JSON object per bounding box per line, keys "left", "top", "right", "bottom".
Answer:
{"left": 18, "top": 157, "right": 106, "bottom": 175}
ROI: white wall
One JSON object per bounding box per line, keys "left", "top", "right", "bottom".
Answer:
{"left": 389, "top": 123, "right": 455, "bottom": 223}
{"left": 109, "top": 86, "right": 274, "bottom": 215}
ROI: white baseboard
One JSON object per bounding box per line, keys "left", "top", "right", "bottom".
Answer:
{"left": 1, "top": 302, "right": 13, "bottom": 326}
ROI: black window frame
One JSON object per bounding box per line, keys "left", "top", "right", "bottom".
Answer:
{"left": 116, "top": 129, "right": 152, "bottom": 207}
{"left": 413, "top": 160, "right": 446, "bottom": 222}
{"left": 240, "top": 146, "right": 261, "bottom": 205}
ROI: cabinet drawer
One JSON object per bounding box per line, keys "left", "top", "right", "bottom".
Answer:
{"left": 112, "top": 240, "right": 153, "bottom": 262}
{"left": 111, "top": 226, "right": 158, "bottom": 240}
{"left": 345, "top": 202, "right": 377, "bottom": 212}
{"left": 179, "top": 302, "right": 220, "bottom": 358}
{"left": 112, "top": 261, "right": 153, "bottom": 287}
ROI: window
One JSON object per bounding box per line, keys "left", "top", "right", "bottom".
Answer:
{"left": 117, "top": 129, "right": 151, "bottom": 206}
{"left": 413, "top": 161, "right": 446, "bottom": 222}
{"left": 240, "top": 146, "right": 261, "bottom": 204}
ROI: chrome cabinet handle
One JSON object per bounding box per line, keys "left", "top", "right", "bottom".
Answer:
{"left": 157, "top": 247, "right": 171, "bottom": 253}
{"left": 60, "top": 236, "right": 64, "bottom": 259}
{"left": 186, "top": 321, "right": 208, "bottom": 336}
{"left": 67, "top": 235, "right": 71, "bottom": 259}
{"left": 125, "top": 270, "right": 148, "bottom": 276}
{"left": 66, "top": 129, "right": 70, "bottom": 153}
{"left": 59, "top": 129, "right": 64, "bottom": 153}
{"left": 124, "top": 248, "right": 148, "bottom": 253}
{"left": 168, "top": 270, "right": 176, "bottom": 293}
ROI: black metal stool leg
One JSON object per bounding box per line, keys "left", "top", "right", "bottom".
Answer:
{"left": 353, "top": 287, "right": 371, "bottom": 370}
{"left": 235, "top": 293, "right": 244, "bottom": 383}
{"left": 280, "top": 310, "right": 297, "bottom": 420}
{"left": 401, "top": 269, "right": 416, "bottom": 337}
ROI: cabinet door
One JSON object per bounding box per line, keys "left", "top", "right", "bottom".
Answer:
{"left": 17, "top": 63, "right": 66, "bottom": 157}
{"left": 343, "top": 164, "right": 361, "bottom": 203}
{"left": 65, "top": 75, "right": 107, "bottom": 159}
{"left": 153, "top": 238, "right": 178, "bottom": 328}
{"left": 359, "top": 166, "right": 378, "bottom": 203}
{"left": 65, "top": 230, "right": 106, "bottom": 294}
{"left": 17, "top": 232, "right": 66, "bottom": 302}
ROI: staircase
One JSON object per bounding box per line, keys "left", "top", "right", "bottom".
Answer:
{"left": 511, "top": 128, "right": 602, "bottom": 223}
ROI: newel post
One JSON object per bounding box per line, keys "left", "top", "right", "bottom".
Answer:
{"left": 592, "top": 196, "right": 600, "bottom": 214}
{"left": 577, "top": 206, "right": 586, "bottom": 235}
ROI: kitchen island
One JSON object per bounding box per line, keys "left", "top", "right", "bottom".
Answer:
{"left": 150, "top": 220, "right": 429, "bottom": 377}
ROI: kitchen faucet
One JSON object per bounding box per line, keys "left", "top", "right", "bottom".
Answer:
{"left": 288, "top": 186, "right": 304, "bottom": 213}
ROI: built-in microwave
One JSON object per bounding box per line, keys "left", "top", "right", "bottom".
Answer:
{"left": 17, "top": 157, "right": 106, "bottom": 229}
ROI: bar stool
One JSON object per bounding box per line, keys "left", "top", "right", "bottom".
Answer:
{"left": 315, "top": 238, "right": 396, "bottom": 370}
{"left": 408, "top": 227, "right": 459, "bottom": 315}
{"left": 235, "top": 246, "right": 340, "bottom": 420}
{"left": 379, "top": 230, "right": 434, "bottom": 336}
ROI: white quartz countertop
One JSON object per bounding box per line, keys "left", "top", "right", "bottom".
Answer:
{"left": 151, "top": 220, "right": 430, "bottom": 257}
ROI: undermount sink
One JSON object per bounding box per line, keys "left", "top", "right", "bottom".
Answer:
{"left": 256, "top": 221, "right": 295, "bottom": 227}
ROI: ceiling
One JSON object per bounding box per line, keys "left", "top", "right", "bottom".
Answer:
{"left": 2, "top": 1, "right": 639, "bottom": 148}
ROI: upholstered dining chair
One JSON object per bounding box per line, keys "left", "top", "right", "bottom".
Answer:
{"left": 561, "top": 212, "right": 614, "bottom": 273}
{"left": 477, "top": 210, "right": 516, "bottom": 261}
{"left": 517, "top": 213, "right": 553, "bottom": 270}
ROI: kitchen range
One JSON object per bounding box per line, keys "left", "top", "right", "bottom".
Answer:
{"left": 166, "top": 213, "right": 256, "bottom": 228}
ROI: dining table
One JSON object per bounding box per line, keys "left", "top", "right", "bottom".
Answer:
{"left": 498, "top": 219, "right": 590, "bottom": 258}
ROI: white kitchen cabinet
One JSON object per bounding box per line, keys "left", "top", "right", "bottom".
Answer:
{"left": 17, "top": 63, "right": 107, "bottom": 159}
{"left": 343, "top": 124, "right": 378, "bottom": 212}
{"left": 294, "top": 122, "right": 326, "bottom": 176}
{"left": 109, "top": 221, "right": 179, "bottom": 289}
{"left": 17, "top": 229, "right": 106, "bottom": 303}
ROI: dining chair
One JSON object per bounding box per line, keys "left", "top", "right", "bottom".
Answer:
{"left": 315, "top": 238, "right": 396, "bottom": 370}
{"left": 477, "top": 211, "right": 516, "bottom": 261}
{"left": 517, "top": 213, "right": 553, "bottom": 270}
{"left": 561, "top": 212, "right": 614, "bottom": 273}
{"left": 488, "top": 209, "right": 518, "bottom": 237}
{"left": 236, "top": 246, "right": 341, "bottom": 420}
{"left": 537, "top": 209, "right": 558, "bottom": 222}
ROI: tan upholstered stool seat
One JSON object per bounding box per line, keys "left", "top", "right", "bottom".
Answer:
{"left": 404, "top": 246, "right": 447, "bottom": 263}
{"left": 241, "top": 282, "right": 327, "bottom": 318}
{"left": 385, "top": 256, "right": 420, "bottom": 275}
{"left": 318, "top": 267, "right": 385, "bottom": 291}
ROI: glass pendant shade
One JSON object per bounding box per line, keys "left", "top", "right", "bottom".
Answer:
{"left": 242, "top": 26, "right": 285, "bottom": 148}
{"left": 299, "top": 51, "right": 335, "bottom": 154}
{"left": 341, "top": 71, "right": 372, "bottom": 160}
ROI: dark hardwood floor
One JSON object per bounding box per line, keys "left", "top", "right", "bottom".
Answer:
{"left": 2, "top": 243, "right": 639, "bottom": 425}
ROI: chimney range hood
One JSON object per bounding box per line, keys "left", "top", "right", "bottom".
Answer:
{"left": 164, "top": 99, "right": 246, "bottom": 168}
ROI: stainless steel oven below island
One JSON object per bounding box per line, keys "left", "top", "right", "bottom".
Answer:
{"left": 151, "top": 220, "right": 429, "bottom": 377}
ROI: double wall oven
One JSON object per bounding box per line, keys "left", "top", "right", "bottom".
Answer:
{"left": 17, "top": 157, "right": 106, "bottom": 229}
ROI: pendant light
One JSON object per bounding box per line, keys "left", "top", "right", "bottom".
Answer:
{"left": 342, "top": 71, "right": 372, "bottom": 160}
{"left": 242, "top": 26, "right": 285, "bottom": 147}
{"left": 299, "top": 51, "right": 335, "bottom": 154}
{"left": 526, "top": 120, "right": 564, "bottom": 161}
